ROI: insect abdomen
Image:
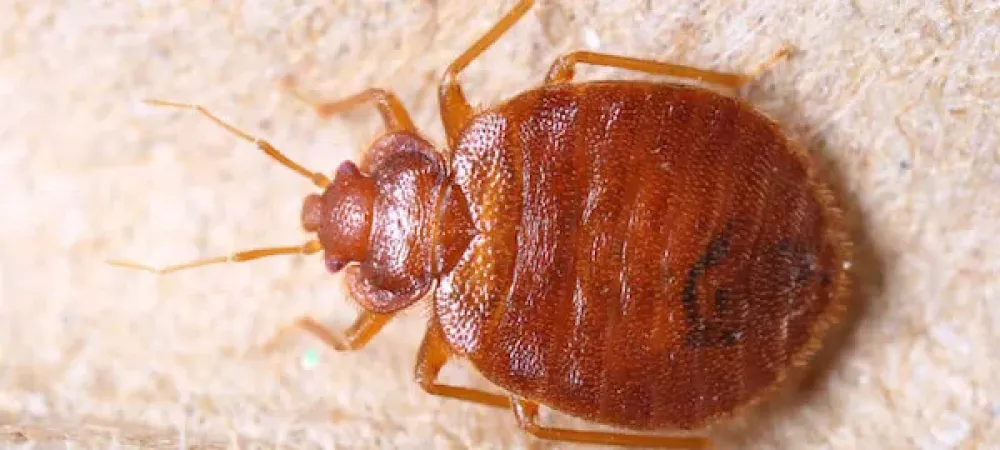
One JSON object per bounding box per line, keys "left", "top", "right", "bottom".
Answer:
{"left": 435, "top": 81, "right": 847, "bottom": 430}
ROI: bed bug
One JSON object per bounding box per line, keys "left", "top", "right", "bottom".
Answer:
{"left": 111, "top": 0, "right": 852, "bottom": 447}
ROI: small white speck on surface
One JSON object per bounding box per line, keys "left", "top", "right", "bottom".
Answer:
{"left": 582, "top": 27, "right": 601, "bottom": 50}
{"left": 300, "top": 348, "right": 321, "bottom": 371}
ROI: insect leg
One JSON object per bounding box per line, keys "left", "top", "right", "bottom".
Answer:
{"left": 544, "top": 48, "right": 791, "bottom": 89}
{"left": 510, "top": 398, "right": 714, "bottom": 449}
{"left": 282, "top": 80, "right": 416, "bottom": 133}
{"left": 414, "top": 326, "right": 510, "bottom": 408}
{"left": 439, "top": 0, "right": 535, "bottom": 147}
{"left": 261, "top": 311, "right": 393, "bottom": 353}
{"left": 143, "top": 99, "right": 331, "bottom": 188}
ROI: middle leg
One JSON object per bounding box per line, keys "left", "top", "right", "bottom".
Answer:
{"left": 544, "top": 48, "right": 791, "bottom": 89}
{"left": 438, "top": 0, "right": 536, "bottom": 147}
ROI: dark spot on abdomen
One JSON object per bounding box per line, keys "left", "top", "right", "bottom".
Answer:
{"left": 681, "top": 223, "right": 740, "bottom": 348}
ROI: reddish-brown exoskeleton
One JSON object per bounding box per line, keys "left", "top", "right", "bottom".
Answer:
{"left": 112, "top": 1, "right": 851, "bottom": 448}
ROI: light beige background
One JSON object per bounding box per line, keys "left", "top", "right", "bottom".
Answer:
{"left": 1, "top": 0, "right": 998, "bottom": 449}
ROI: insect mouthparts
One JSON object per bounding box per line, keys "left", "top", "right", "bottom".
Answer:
{"left": 302, "top": 193, "right": 324, "bottom": 233}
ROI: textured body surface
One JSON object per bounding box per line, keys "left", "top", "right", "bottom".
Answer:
{"left": 435, "top": 81, "right": 848, "bottom": 429}
{"left": 4, "top": 1, "right": 999, "bottom": 449}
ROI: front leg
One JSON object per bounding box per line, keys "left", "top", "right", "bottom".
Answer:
{"left": 439, "top": 0, "right": 536, "bottom": 147}
{"left": 262, "top": 264, "right": 428, "bottom": 352}
{"left": 262, "top": 310, "right": 393, "bottom": 353}
{"left": 283, "top": 78, "right": 416, "bottom": 133}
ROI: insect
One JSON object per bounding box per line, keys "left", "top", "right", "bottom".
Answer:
{"left": 112, "top": 0, "right": 852, "bottom": 448}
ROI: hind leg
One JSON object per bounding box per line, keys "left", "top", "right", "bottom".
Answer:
{"left": 412, "top": 326, "right": 712, "bottom": 448}
{"left": 283, "top": 79, "right": 416, "bottom": 133}
{"left": 413, "top": 325, "right": 510, "bottom": 408}
{"left": 511, "top": 398, "right": 714, "bottom": 449}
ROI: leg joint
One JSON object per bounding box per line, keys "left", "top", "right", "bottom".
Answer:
{"left": 510, "top": 398, "right": 541, "bottom": 431}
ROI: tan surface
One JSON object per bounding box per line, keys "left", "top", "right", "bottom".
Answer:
{"left": 1, "top": 0, "right": 998, "bottom": 449}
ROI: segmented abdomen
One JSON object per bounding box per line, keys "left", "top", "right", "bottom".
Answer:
{"left": 435, "top": 81, "right": 846, "bottom": 429}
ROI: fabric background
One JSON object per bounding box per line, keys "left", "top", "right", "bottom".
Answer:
{"left": 1, "top": 0, "right": 998, "bottom": 448}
